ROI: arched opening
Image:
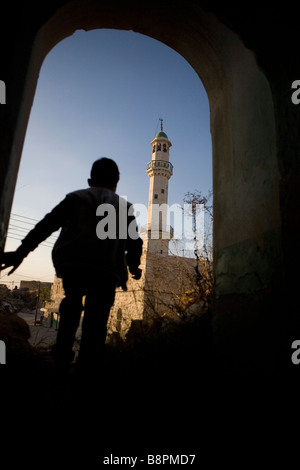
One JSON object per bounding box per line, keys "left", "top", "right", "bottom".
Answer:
{"left": 4, "top": 28, "right": 211, "bottom": 284}
{"left": 0, "top": 1, "right": 282, "bottom": 373}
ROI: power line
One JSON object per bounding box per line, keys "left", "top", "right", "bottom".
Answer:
{"left": 7, "top": 226, "right": 57, "bottom": 242}
{"left": 10, "top": 217, "right": 36, "bottom": 226}
{"left": 11, "top": 212, "right": 39, "bottom": 222}
{"left": 6, "top": 234, "right": 54, "bottom": 249}
{"left": 2, "top": 213, "right": 57, "bottom": 282}
{"left": 7, "top": 212, "right": 59, "bottom": 248}
{"left": 7, "top": 224, "right": 58, "bottom": 241}
{"left": 0, "top": 267, "right": 55, "bottom": 280}
{"left": 11, "top": 272, "right": 53, "bottom": 280}
{"left": 8, "top": 224, "right": 31, "bottom": 233}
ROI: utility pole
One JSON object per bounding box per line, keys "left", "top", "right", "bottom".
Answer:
{"left": 34, "top": 282, "right": 41, "bottom": 326}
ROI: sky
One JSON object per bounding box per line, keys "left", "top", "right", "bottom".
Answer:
{"left": 1, "top": 29, "right": 212, "bottom": 287}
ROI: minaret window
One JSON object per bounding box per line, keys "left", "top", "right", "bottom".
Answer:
{"left": 161, "top": 189, "right": 165, "bottom": 194}
{"left": 152, "top": 145, "right": 156, "bottom": 153}
{"left": 157, "top": 143, "right": 161, "bottom": 151}
{"left": 163, "top": 144, "right": 167, "bottom": 152}
{"left": 154, "top": 194, "right": 158, "bottom": 199}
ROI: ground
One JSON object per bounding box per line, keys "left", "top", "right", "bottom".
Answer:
{"left": 18, "top": 310, "right": 58, "bottom": 348}
{"left": 1, "top": 308, "right": 291, "bottom": 467}
{"left": 2, "top": 309, "right": 215, "bottom": 448}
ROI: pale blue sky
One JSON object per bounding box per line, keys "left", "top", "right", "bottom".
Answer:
{"left": 2, "top": 29, "right": 212, "bottom": 286}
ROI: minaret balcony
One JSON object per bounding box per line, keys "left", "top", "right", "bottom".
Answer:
{"left": 146, "top": 160, "right": 173, "bottom": 175}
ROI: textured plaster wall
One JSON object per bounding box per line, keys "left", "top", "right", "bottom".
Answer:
{"left": 211, "top": 44, "right": 280, "bottom": 295}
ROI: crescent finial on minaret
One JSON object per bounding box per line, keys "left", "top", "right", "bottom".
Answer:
{"left": 159, "top": 117, "right": 163, "bottom": 132}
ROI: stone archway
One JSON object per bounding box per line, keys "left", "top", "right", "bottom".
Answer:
{"left": 0, "top": 1, "right": 284, "bottom": 373}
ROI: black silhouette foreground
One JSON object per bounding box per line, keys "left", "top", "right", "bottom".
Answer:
{"left": 0, "top": 158, "right": 142, "bottom": 375}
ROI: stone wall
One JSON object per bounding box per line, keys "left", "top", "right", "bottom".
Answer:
{"left": 44, "top": 275, "right": 64, "bottom": 314}
{"left": 107, "top": 250, "right": 207, "bottom": 339}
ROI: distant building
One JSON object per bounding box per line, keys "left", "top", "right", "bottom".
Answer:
{"left": 20, "top": 280, "right": 52, "bottom": 293}
{"left": 0, "top": 284, "right": 10, "bottom": 293}
{"left": 43, "top": 277, "right": 63, "bottom": 312}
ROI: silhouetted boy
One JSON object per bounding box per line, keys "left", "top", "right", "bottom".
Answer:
{"left": 0, "top": 158, "right": 143, "bottom": 374}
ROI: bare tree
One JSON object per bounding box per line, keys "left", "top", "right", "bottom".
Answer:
{"left": 182, "top": 189, "right": 213, "bottom": 313}
{"left": 142, "top": 190, "right": 214, "bottom": 321}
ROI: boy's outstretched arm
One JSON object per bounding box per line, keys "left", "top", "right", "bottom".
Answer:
{"left": 0, "top": 196, "right": 72, "bottom": 276}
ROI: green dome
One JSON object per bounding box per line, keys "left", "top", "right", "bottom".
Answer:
{"left": 155, "top": 131, "right": 168, "bottom": 139}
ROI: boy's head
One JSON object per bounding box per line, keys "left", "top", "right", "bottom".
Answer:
{"left": 88, "top": 158, "right": 120, "bottom": 190}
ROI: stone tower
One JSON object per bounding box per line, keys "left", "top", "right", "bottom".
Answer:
{"left": 141, "top": 119, "right": 173, "bottom": 254}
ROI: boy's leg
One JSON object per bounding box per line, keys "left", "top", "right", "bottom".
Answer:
{"left": 76, "top": 278, "right": 116, "bottom": 372}
{"left": 52, "top": 278, "right": 84, "bottom": 371}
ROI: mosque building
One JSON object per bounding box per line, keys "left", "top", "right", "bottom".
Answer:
{"left": 107, "top": 121, "right": 201, "bottom": 338}
{"left": 44, "top": 122, "right": 204, "bottom": 339}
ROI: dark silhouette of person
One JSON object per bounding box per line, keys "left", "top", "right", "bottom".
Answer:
{"left": 0, "top": 158, "right": 143, "bottom": 375}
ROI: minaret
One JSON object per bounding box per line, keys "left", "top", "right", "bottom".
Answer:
{"left": 142, "top": 119, "right": 173, "bottom": 254}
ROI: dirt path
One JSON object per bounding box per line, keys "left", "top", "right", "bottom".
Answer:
{"left": 17, "top": 311, "right": 58, "bottom": 349}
